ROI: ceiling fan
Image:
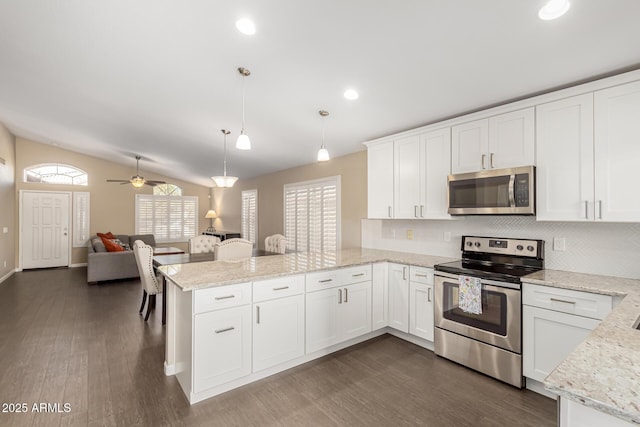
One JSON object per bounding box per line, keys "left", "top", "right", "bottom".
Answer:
{"left": 106, "top": 155, "right": 166, "bottom": 188}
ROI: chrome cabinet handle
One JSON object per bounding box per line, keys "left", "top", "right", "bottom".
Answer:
{"left": 273, "top": 286, "right": 289, "bottom": 291}
{"left": 420, "top": 205, "right": 424, "bottom": 218}
{"left": 584, "top": 200, "right": 589, "bottom": 219}
{"left": 319, "top": 278, "right": 333, "bottom": 283}
{"left": 215, "top": 326, "right": 235, "bottom": 334}
{"left": 214, "top": 295, "right": 235, "bottom": 301}
{"left": 481, "top": 154, "right": 486, "bottom": 169}
{"left": 388, "top": 206, "right": 392, "bottom": 218}
{"left": 490, "top": 152, "right": 494, "bottom": 168}
{"left": 414, "top": 205, "right": 418, "bottom": 218}
{"left": 403, "top": 266, "right": 407, "bottom": 281}
{"left": 598, "top": 200, "right": 603, "bottom": 220}
{"left": 338, "top": 289, "right": 342, "bottom": 304}
{"left": 344, "top": 288, "right": 348, "bottom": 303}
{"left": 550, "top": 297, "right": 575, "bottom": 305}
{"left": 427, "top": 287, "right": 432, "bottom": 302}
{"left": 415, "top": 273, "right": 427, "bottom": 278}
{"left": 352, "top": 273, "right": 365, "bottom": 277}
{"left": 256, "top": 306, "right": 260, "bottom": 324}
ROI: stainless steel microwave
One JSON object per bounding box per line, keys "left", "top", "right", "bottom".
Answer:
{"left": 447, "top": 166, "right": 535, "bottom": 215}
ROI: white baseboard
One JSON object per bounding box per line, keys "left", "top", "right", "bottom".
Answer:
{"left": 70, "top": 263, "right": 88, "bottom": 268}
{"left": 526, "top": 378, "right": 558, "bottom": 399}
{"left": 0, "top": 269, "right": 16, "bottom": 285}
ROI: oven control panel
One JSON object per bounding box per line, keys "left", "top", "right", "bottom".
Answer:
{"left": 461, "top": 236, "right": 543, "bottom": 258}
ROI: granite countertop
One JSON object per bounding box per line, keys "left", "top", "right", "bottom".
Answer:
{"left": 158, "top": 247, "right": 455, "bottom": 292}
{"left": 522, "top": 270, "right": 640, "bottom": 424}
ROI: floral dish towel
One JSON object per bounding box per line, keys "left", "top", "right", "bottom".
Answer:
{"left": 458, "top": 276, "right": 482, "bottom": 315}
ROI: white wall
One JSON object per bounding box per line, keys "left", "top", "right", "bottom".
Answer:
{"left": 362, "top": 218, "right": 640, "bottom": 280}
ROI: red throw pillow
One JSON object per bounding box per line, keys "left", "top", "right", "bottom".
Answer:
{"left": 101, "top": 237, "right": 125, "bottom": 252}
{"left": 97, "top": 232, "right": 116, "bottom": 240}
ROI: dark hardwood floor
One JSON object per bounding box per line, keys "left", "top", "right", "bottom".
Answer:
{"left": 0, "top": 267, "right": 557, "bottom": 426}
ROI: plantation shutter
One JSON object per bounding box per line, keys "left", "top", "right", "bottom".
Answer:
{"left": 136, "top": 194, "right": 198, "bottom": 243}
{"left": 284, "top": 176, "right": 340, "bottom": 253}
{"left": 241, "top": 189, "right": 258, "bottom": 246}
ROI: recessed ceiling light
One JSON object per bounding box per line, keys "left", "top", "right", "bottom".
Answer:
{"left": 235, "top": 18, "right": 256, "bottom": 35}
{"left": 538, "top": 0, "right": 570, "bottom": 20}
{"left": 344, "top": 89, "right": 359, "bottom": 100}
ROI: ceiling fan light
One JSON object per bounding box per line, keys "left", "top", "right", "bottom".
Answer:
{"left": 236, "top": 133, "right": 251, "bottom": 150}
{"left": 131, "top": 177, "right": 145, "bottom": 188}
{"left": 317, "top": 146, "right": 330, "bottom": 162}
{"left": 211, "top": 175, "right": 239, "bottom": 188}
{"left": 538, "top": 0, "right": 570, "bottom": 20}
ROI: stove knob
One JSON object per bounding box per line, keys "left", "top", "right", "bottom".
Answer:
{"left": 474, "top": 242, "right": 481, "bottom": 248}
{"left": 527, "top": 245, "right": 535, "bottom": 252}
{"left": 516, "top": 245, "right": 524, "bottom": 251}
{"left": 466, "top": 241, "right": 473, "bottom": 247}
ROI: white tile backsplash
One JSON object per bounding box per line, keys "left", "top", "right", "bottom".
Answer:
{"left": 361, "top": 217, "right": 640, "bottom": 279}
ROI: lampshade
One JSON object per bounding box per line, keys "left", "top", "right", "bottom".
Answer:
{"left": 236, "top": 133, "right": 251, "bottom": 150}
{"left": 236, "top": 67, "right": 252, "bottom": 150}
{"left": 131, "top": 177, "right": 145, "bottom": 188}
{"left": 317, "top": 146, "right": 330, "bottom": 162}
{"left": 211, "top": 175, "right": 239, "bottom": 188}
{"left": 205, "top": 209, "right": 217, "bottom": 219}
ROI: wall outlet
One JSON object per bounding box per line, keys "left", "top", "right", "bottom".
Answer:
{"left": 443, "top": 231, "right": 451, "bottom": 242}
{"left": 3, "top": 260, "right": 6, "bottom": 268}
{"left": 553, "top": 237, "right": 566, "bottom": 251}
{"left": 407, "top": 229, "right": 414, "bottom": 240}
{"left": 2, "top": 227, "right": 7, "bottom": 234}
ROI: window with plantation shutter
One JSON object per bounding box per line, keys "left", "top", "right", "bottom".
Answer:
{"left": 241, "top": 189, "right": 258, "bottom": 246}
{"left": 284, "top": 176, "right": 340, "bottom": 253}
{"left": 135, "top": 194, "right": 198, "bottom": 243}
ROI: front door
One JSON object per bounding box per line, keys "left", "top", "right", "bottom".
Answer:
{"left": 21, "top": 191, "right": 70, "bottom": 269}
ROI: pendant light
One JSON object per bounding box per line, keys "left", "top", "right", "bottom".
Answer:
{"left": 212, "top": 129, "right": 239, "bottom": 188}
{"left": 317, "top": 110, "right": 330, "bottom": 162}
{"left": 236, "top": 67, "right": 252, "bottom": 150}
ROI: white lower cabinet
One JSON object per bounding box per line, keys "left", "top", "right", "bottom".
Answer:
{"left": 252, "top": 294, "right": 305, "bottom": 372}
{"left": 193, "top": 305, "right": 252, "bottom": 393}
{"left": 522, "top": 282, "right": 613, "bottom": 383}
{"left": 305, "top": 281, "right": 372, "bottom": 354}
{"left": 408, "top": 266, "right": 434, "bottom": 342}
{"left": 388, "top": 263, "right": 409, "bottom": 333}
{"left": 371, "top": 262, "right": 389, "bottom": 330}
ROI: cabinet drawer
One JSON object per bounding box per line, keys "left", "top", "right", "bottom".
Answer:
{"left": 306, "top": 269, "right": 340, "bottom": 292}
{"left": 339, "top": 265, "right": 372, "bottom": 285}
{"left": 253, "top": 275, "right": 304, "bottom": 303}
{"left": 522, "top": 283, "right": 613, "bottom": 320}
{"left": 194, "top": 282, "right": 252, "bottom": 314}
{"left": 409, "top": 266, "right": 434, "bottom": 285}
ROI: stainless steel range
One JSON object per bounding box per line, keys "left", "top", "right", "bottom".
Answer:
{"left": 434, "top": 236, "right": 544, "bottom": 388}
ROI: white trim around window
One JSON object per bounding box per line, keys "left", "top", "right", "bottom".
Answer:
{"left": 241, "top": 189, "right": 258, "bottom": 247}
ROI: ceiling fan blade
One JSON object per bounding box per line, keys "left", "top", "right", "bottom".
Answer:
{"left": 146, "top": 180, "right": 166, "bottom": 184}
{"left": 106, "top": 179, "right": 130, "bottom": 183}
{"left": 144, "top": 181, "right": 159, "bottom": 187}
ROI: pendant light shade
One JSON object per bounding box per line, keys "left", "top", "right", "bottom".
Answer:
{"left": 317, "top": 110, "right": 330, "bottom": 162}
{"left": 236, "top": 67, "right": 252, "bottom": 150}
{"left": 212, "top": 129, "right": 239, "bottom": 188}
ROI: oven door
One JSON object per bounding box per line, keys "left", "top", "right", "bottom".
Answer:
{"left": 434, "top": 272, "right": 521, "bottom": 353}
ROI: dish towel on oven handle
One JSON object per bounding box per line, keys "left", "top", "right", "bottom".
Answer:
{"left": 458, "top": 276, "right": 482, "bottom": 315}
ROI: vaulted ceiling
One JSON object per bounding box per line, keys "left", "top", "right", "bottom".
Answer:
{"left": 1, "top": 1, "right": 639, "bottom": 186}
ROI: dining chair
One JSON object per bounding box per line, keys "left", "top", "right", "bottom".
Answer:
{"left": 214, "top": 238, "right": 253, "bottom": 260}
{"left": 189, "top": 234, "right": 221, "bottom": 254}
{"left": 265, "top": 234, "right": 287, "bottom": 254}
{"left": 133, "top": 240, "right": 163, "bottom": 321}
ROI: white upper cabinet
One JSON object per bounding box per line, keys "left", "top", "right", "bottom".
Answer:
{"left": 451, "top": 108, "right": 535, "bottom": 174}
{"left": 536, "top": 93, "right": 594, "bottom": 221}
{"left": 422, "top": 128, "right": 452, "bottom": 219}
{"left": 451, "top": 119, "right": 488, "bottom": 173}
{"left": 394, "top": 135, "right": 422, "bottom": 219}
{"left": 594, "top": 80, "right": 640, "bottom": 222}
{"left": 367, "top": 140, "right": 395, "bottom": 219}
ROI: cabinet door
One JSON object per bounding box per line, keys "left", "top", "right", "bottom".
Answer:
{"left": 305, "top": 287, "right": 340, "bottom": 353}
{"left": 451, "top": 119, "right": 488, "bottom": 173}
{"left": 339, "top": 281, "right": 372, "bottom": 343}
{"left": 422, "top": 128, "right": 451, "bottom": 219}
{"left": 394, "top": 135, "right": 422, "bottom": 219}
{"left": 193, "top": 305, "right": 251, "bottom": 393}
{"left": 523, "top": 305, "right": 599, "bottom": 382}
{"left": 536, "top": 94, "right": 594, "bottom": 221}
{"left": 371, "top": 262, "right": 388, "bottom": 331}
{"left": 388, "top": 263, "right": 409, "bottom": 333}
{"left": 409, "top": 282, "right": 434, "bottom": 341}
{"left": 367, "top": 141, "right": 395, "bottom": 218}
{"left": 488, "top": 107, "right": 535, "bottom": 169}
{"left": 594, "top": 80, "right": 640, "bottom": 222}
{"left": 253, "top": 294, "right": 305, "bottom": 372}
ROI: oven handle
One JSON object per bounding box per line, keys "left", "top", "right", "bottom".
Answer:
{"left": 434, "top": 271, "right": 521, "bottom": 291}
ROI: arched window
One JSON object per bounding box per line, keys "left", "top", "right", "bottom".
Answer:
{"left": 153, "top": 183, "right": 182, "bottom": 196}
{"left": 24, "top": 163, "right": 88, "bottom": 185}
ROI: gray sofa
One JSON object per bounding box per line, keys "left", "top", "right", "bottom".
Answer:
{"left": 87, "top": 234, "right": 156, "bottom": 284}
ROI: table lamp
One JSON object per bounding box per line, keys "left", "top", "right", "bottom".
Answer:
{"left": 205, "top": 210, "right": 217, "bottom": 232}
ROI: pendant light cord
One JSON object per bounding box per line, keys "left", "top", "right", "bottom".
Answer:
{"left": 241, "top": 75, "right": 246, "bottom": 133}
